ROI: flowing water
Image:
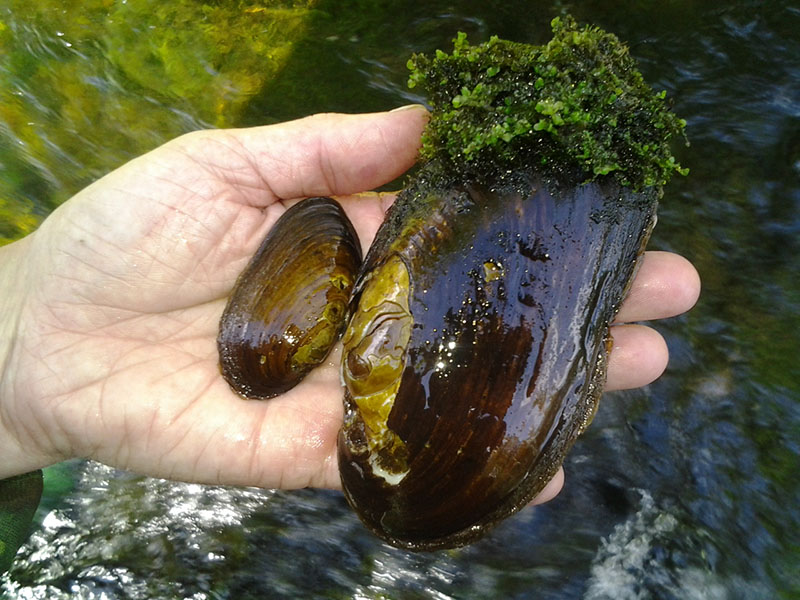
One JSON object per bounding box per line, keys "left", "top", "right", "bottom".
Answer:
{"left": 1, "top": 1, "right": 798, "bottom": 598}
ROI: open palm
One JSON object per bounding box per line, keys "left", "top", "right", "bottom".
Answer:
{"left": 0, "top": 108, "right": 699, "bottom": 498}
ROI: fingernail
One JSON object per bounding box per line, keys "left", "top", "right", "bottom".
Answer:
{"left": 390, "top": 103, "right": 427, "bottom": 113}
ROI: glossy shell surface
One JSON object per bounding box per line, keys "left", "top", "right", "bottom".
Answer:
{"left": 218, "top": 197, "right": 361, "bottom": 399}
{"left": 338, "top": 171, "right": 657, "bottom": 550}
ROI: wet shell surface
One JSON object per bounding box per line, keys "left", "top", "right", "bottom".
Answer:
{"left": 218, "top": 197, "right": 361, "bottom": 400}
{"left": 337, "top": 170, "right": 658, "bottom": 550}
{"left": 215, "top": 16, "right": 683, "bottom": 550}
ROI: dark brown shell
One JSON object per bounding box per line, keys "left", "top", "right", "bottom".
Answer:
{"left": 338, "top": 171, "right": 657, "bottom": 550}
{"left": 218, "top": 197, "right": 361, "bottom": 400}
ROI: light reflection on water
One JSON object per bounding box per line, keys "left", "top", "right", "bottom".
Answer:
{"left": 584, "top": 490, "right": 770, "bottom": 600}
{"left": 5, "top": 462, "right": 772, "bottom": 599}
{"left": 1, "top": 1, "right": 799, "bottom": 598}
{"left": 3, "top": 462, "right": 272, "bottom": 599}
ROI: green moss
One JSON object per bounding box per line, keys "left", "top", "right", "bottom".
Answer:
{"left": 407, "top": 16, "right": 688, "bottom": 189}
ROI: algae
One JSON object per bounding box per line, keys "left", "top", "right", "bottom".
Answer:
{"left": 0, "top": 197, "right": 39, "bottom": 247}
{"left": 407, "top": 16, "right": 688, "bottom": 189}
{"left": 0, "top": 0, "right": 319, "bottom": 214}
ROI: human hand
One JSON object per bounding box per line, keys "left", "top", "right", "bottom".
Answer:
{"left": 0, "top": 107, "right": 699, "bottom": 503}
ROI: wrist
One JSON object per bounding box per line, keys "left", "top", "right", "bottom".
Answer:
{"left": 0, "top": 235, "right": 38, "bottom": 478}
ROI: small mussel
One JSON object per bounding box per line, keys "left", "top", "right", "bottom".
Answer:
{"left": 338, "top": 170, "right": 658, "bottom": 550}
{"left": 218, "top": 197, "right": 361, "bottom": 399}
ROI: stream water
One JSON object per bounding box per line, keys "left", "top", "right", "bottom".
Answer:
{"left": 1, "top": 1, "right": 798, "bottom": 598}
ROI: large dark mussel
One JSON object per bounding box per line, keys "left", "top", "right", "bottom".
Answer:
{"left": 334, "top": 15, "right": 687, "bottom": 550}
{"left": 218, "top": 197, "right": 361, "bottom": 399}
{"left": 217, "top": 16, "right": 687, "bottom": 552}
{"left": 338, "top": 171, "right": 658, "bottom": 550}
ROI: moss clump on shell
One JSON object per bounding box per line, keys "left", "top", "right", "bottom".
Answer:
{"left": 407, "top": 16, "right": 687, "bottom": 190}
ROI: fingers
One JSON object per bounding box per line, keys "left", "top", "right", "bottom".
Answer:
{"left": 615, "top": 251, "right": 700, "bottom": 323}
{"left": 529, "top": 324, "right": 666, "bottom": 506}
{"left": 605, "top": 324, "right": 669, "bottom": 390}
{"left": 530, "top": 467, "right": 565, "bottom": 505}
{"left": 602, "top": 250, "right": 699, "bottom": 391}
{"left": 335, "top": 191, "right": 399, "bottom": 255}
{"left": 215, "top": 106, "right": 430, "bottom": 203}
{"left": 534, "top": 327, "right": 662, "bottom": 502}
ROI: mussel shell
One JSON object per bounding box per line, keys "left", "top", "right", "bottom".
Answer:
{"left": 338, "top": 171, "right": 657, "bottom": 550}
{"left": 218, "top": 197, "right": 361, "bottom": 400}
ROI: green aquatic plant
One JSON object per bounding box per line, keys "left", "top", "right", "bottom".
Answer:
{"left": 407, "top": 16, "right": 688, "bottom": 189}
{"left": 0, "top": 197, "right": 40, "bottom": 246}
{"left": 104, "top": 0, "right": 317, "bottom": 127}
{"left": 0, "top": 0, "right": 319, "bottom": 206}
